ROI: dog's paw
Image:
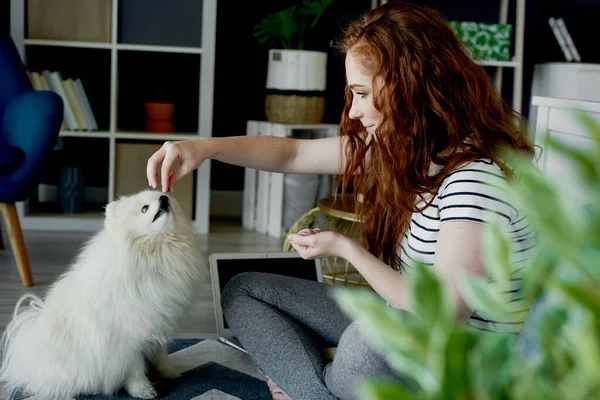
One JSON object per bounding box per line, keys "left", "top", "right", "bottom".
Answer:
{"left": 156, "top": 364, "right": 181, "bottom": 380}
{"left": 125, "top": 378, "right": 158, "bottom": 399}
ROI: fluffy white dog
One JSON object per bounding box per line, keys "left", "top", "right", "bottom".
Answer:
{"left": 0, "top": 190, "right": 206, "bottom": 399}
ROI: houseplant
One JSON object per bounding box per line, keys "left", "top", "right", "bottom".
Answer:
{"left": 332, "top": 111, "right": 600, "bottom": 399}
{"left": 254, "top": 0, "right": 335, "bottom": 124}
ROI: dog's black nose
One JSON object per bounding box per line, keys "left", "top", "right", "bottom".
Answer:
{"left": 159, "top": 195, "right": 169, "bottom": 206}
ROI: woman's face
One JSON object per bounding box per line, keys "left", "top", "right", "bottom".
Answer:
{"left": 345, "top": 50, "right": 383, "bottom": 136}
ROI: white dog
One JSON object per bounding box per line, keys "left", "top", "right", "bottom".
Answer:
{"left": 0, "top": 190, "right": 206, "bottom": 399}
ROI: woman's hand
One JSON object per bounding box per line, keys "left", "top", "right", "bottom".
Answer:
{"left": 288, "top": 229, "right": 349, "bottom": 260}
{"left": 146, "top": 139, "right": 207, "bottom": 192}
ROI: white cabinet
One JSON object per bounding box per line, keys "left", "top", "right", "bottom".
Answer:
{"left": 528, "top": 62, "right": 600, "bottom": 128}
{"left": 532, "top": 96, "right": 600, "bottom": 205}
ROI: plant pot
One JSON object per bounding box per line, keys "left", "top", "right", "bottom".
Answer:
{"left": 145, "top": 102, "right": 174, "bottom": 120}
{"left": 146, "top": 120, "right": 175, "bottom": 133}
{"left": 265, "top": 49, "right": 327, "bottom": 124}
{"left": 145, "top": 102, "right": 175, "bottom": 133}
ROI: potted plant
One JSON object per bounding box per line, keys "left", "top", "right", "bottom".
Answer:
{"left": 145, "top": 86, "right": 175, "bottom": 133}
{"left": 332, "top": 111, "right": 600, "bottom": 399}
{"left": 254, "top": 0, "right": 335, "bottom": 124}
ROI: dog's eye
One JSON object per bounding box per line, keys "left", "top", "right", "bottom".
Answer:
{"left": 141, "top": 205, "right": 149, "bottom": 213}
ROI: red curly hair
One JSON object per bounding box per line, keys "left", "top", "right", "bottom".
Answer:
{"left": 334, "top": 2, "right": 535, "bottom": 267}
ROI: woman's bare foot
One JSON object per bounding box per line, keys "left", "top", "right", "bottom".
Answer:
{"left": 267, "top": 377, "right": 293, "bottom": 400}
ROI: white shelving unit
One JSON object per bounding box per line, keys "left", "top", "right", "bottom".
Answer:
{"left": 494, "top": 0, "right": 526, "bottom": 113}
{"left": 378, "top": 0, "right": 526, "bottom": 113}
{"left": 9, "top": 0, "right": 217, "bottom": 234}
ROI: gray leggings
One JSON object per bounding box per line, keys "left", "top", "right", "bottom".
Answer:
{"left": 221, "top": 272, "right": 408, "bottom": 400}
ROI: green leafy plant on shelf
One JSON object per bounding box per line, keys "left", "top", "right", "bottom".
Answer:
{"left": 333, "top": 111, "right": 600, "bottom": 400}
{"left": 254, "top": 0, "right": 335, "bottom": 50}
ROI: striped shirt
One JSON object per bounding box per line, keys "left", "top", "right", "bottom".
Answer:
{"left": 396, "top": 159, "right": 536, "bottom": 333}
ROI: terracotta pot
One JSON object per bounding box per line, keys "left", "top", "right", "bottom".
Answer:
{"left": 146, "top": 120, "right": 174, "bottom": 133}
{"left": 145, "top": 102, "right": 175, "bottom": 121}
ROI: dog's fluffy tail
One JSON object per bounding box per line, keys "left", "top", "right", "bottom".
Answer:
{"left": 0, "top": 294, "right": 44, "bottom": 397}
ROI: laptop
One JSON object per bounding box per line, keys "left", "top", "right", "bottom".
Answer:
{"left": 209, "top": 251, "right": 323, "bottom": 339}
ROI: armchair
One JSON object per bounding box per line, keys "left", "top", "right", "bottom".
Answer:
{"left": 0, "top": 33, "right": 63, "bottom": 286}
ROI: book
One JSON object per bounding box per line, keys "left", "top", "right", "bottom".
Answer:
{"left": 73, "top": 78, "right": 98, "bottom": 131}
{"left": 556, "top": 18, "right": 581, "bottom": 62}
{"left": 63, "top": 78, "right": 87, "bottom": 130}
{"left": 43, "top": 70, "right": 78, "bottom": 131}
{"left": 548, "top": 17, "right": 573, "bottom": 62}
{"left": 28, "top": 70, "right": 98, "bottom": 132}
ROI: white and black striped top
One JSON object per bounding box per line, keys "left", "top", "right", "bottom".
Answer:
{"left": 396, "top": 159, "right": 536, "bottom": 333}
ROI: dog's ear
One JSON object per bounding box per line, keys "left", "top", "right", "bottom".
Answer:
{"left": 103, "top": 200, "right": 119, "bottom": 229}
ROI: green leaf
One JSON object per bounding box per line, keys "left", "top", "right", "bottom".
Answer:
{"left": 359, "top": 380, "right": 424, "bottom": 400}
{"left": 441, "top": 330, "right": 478, "bottom": 400}
{"left": 580, "top": 248, "right": 600, "bottom": 282}
{"left": 498, "top": 147, "right": 595, "bottom": 279}
{"left": 254, "top": 0, "right": 335, "bottom": 49}
{"left": 562, "top": 315, "right": 600, "bottom": 389}
{"left": 483, "top": 220, "right": 513, "bottom": 285}
{"left": 412, "top": 263, "right": 454, "bottom": 327}
{"left": 512, "top": 362, "right": 562, "bottom": 400}
{"left": 536, "top": 300, "right": 574, "bottom": 382}
{"left": 545, "top": 134, "right": 599, "bottom": 185}
{"left": 519, "top": 249, "right": 556, "bottom": 302}
{"left": 459, "top": 274, "right": 512, "bottom": 318}
{"left": 572, "top": 109, "right": 600, "bottom": 145}
{"left": 299, "top": 0, "right": 335, "bottom": 28}
{"left": 333, "top": 288, "right": 439, "bottom": 393}
{"left": 470, "top": 333, "right": 518, "bottom": 400}
{"left": 553, "top": 280, "right": 600, "bottom": 316}
{"left": 254, "top": 7, "right": 299, "bottom": 49}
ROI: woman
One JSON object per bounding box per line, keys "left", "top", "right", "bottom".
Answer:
{"left": 146, "top": 2, "right": 536, "bottom": 399}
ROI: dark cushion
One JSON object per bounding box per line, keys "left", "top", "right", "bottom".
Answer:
{"left": 0, "top": 145, "right": 25, "bottom": 173}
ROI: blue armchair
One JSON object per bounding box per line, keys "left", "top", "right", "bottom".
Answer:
{"left": 0, "top": 33, "right": 63, "bottom": 286}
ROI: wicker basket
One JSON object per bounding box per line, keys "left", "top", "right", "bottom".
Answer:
{"left": 265, "top": 94, "right": 325, "bottom": 125}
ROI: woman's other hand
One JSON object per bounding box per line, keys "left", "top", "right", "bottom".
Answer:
{"left": 288, "top": 229, "right": 348, "bottom": 260}
{"left": 146, "top": 139, "right": 206, "bottom": 192}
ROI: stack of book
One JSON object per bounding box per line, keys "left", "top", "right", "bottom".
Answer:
{"left": 548, "top": 17, "right": 581, "bottom": 63}
{"left": 27, "top": 69, "right": 98, "bottom": 132}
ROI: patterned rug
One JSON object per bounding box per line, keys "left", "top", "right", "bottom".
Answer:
{"left": 12, "top": 339, "right": 271, "bottom": 400}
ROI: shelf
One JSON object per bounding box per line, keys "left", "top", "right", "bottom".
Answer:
{"left": 24, "top": 40, "right": 203, "bottom": 55}
{"left": 24, "top": 39, "right": 112, "bottom": 49}
{"left": 18, "top": 212, "right": 104, "bottom": 232}
{"left": 58, "top": 131, "right": 200, "bottom": 141}
{"left": 117, "top": 44, "right": 202, "bottom": 54}
{"left": 25, "top": 45, "right": 111, "bottom": 131}
{"left": 117, "top": 50, "right": 201, "bottom": 134}
{"left": 36, "top": 137, "right": 110, "bottom": 191}
{"left": 118, "top": 0, "right": 203, "bottom": 49}
{"left": 26, "top": 0, "right": 111, "bottom": 43}
{"left": 60, "top": 131, "right": 112, "bottom": 138}
{"left": 116, "top": 131, "right": 199, "bottom": 141}
{"left": 26, "top": 203, "right": 106, "bottom": 218}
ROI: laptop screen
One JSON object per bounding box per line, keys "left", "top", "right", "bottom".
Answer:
{"left": 210, "top": 252, "right": 322, "bottom": 336}
{"left": 215, "top": 257, "right": 320, "bottom": 295}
